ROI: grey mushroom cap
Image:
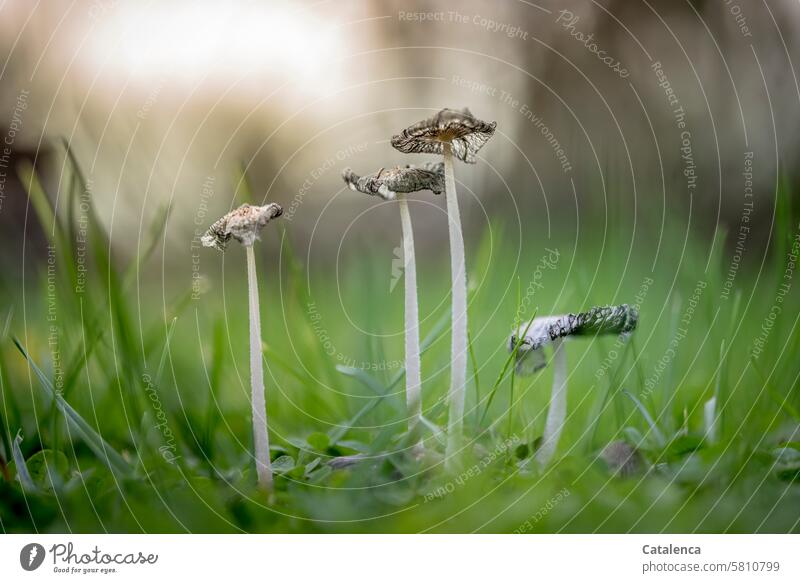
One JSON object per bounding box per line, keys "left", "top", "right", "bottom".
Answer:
{"left": 201, "top": 203, "right": 283, "bottom": 250}
{"left": 390, "top": 108, "right": 497, "bottom": 164}
{"left": 510, "top": 305, "right": 639, "bottom": 374}
{"left": 342, "top": 162, "right": 444, "bottom": 201}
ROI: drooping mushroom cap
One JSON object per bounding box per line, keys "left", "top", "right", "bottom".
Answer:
{"left": 390, "top": 108, "right": 497, "bottom": 164}
{"left": 341, "top": 162, "right": 444, "bottom": 201}
{"left": 201, "top": 203, "right": 283, "bottom": 250}
{"left": 510, "top": 304, "right": 638, "bottom": 374}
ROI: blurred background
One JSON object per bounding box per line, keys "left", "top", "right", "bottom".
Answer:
{"left": 1, "top": 0, "right": 799, "bottom": 274}
{"left": 3, "top": 1, "right": 800, "bottom": 534}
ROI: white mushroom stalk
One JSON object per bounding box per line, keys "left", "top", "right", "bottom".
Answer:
{"left": 398, "top": 195, "right": 422, "bottom": 424}
{"left": 391, "top": 108, "right": 496, "bottom": 468}
{"left": 510, "top": 305, "right": 639, "bottom": 467}
{"left": 202, "top": 202, "right": 283, "bottom": 491}
{"left": 442, "top": 142, "right": 467, "bottom": 460}
{"left": 541, "top": 336, "right": 567, "bottom": 466}
{"left": 342, "top": 164, "right": 445, "bottom": 431}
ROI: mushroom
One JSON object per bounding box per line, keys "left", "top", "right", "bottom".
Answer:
{"left": 342, "top": 163, "right": 444, "bottom": 432}
{"left": 510, "top": 304, "right": 639, "bottom": 466}
{"left": 202, "top": 202, "right": 283, "bottom": 490}
{"left": 391, "top": 108, "right": 496, "bottom": 466}
{"left": 600, "top": 440, "right": 642, "bottom": 477}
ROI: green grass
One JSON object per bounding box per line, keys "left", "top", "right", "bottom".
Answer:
{"left": 1, "top": 150, "right": 799, "bottom": 533}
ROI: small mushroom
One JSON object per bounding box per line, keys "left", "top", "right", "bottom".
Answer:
{"left": 600, "top": 440, "right": 642, "bottom": 477}
{"left": 342, "top": 163, "right": 444, "bottom": 200}
{"left": 202, "top": 203, "right": 283, "bottom": 491}
{"left": 342, "top": 163, "right": 445, "bottom": 432}
{"left": 510, "top": 305, "right": 638, "bottom": 466}
{"left": 391, "top": 108, "right": 496, "bottom": 468}
{"left": 201, "top": 202, "right": 283, "bottom": 250}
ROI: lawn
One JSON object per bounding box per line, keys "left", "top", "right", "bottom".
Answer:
{"left": 1, "top": 150, "right": 799, "bottom": 533}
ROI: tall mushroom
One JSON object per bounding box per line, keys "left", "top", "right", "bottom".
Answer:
{"left": 202, "top": 202, "right": 283, "bottom": 490}
{"left": 342, "top": 163, "right": 444, "bottom": 432}
{"left": 510, "top": 304, "right": 638, "bottom": 466}
{"left": 391, "top": 108, "right": 496, "bottom": 465}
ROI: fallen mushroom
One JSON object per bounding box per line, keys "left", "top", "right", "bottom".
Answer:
{"left": 510, "top": 304, "right": 639, "bottom": 466}
{"left": 342, "top": 163, "right": 444, "bottom": 432}
{"left": 202, "top": 202, "right": 283, "bottom": 490}
{"left": 391, "top": 108, "right": 496, "bottom": 466}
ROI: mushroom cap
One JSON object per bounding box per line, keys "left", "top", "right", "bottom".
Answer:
{"left": 201, "top": 202, "right": 283, "bottom": 250}
{"left": 342, "top": 162, "right": 444, "bottom": 201}
{"left": 510, "top": 304, "right": 638, "bottom": 374}
{"left": 390, "top": 108, "right": 497, "bottom": 164}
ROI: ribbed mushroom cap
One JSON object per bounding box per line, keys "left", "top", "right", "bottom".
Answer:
{"left": 342, "top": 162, "right": 444, "bottom": 201}
{"left": 201, "top": 203, "right": 283, "bottom": 250}
{"left": 510, "top": 305, "right": 639, "bottom": 373}
{"left": 391, "top": 108, "right": 496, "bottom": 163}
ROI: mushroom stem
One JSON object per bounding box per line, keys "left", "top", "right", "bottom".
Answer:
{"left": 246, "top": 245, "right": 273, "bottom": 490}
{"left": 537, "top": 337, "right": 567, "bottom": 466}
{"left": 398, "top": 194, "right": 422, "bottom": 430}
{"left": 443, "top": 142, "right": 468, "bottom": 467}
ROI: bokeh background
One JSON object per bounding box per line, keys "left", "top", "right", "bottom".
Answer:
{"left": 3, "top": 0, "right": 800, "bottom": 534}
{"left": 2, "top": 0, "right": 799, "bottom": 273}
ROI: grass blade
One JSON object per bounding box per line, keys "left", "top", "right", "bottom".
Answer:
{"left": 12, "top": 431, "right": 38, "bottom": 493}
{"left": 329, "top": 308, "right": 450, "bottom": 444}
{"left": 13, "top": 338, "right": 131, "bottom": 476}
{"left": 585, "top": 339, "right": 632, "bottom": 452}
{"left": 17, "top": 160, "right": 59, "bottom": 244}
{"left": 335, "top": 365, "right": 398, "bottom": 398}
{"left": 467, "top": 329, "right": 481, "bottom": 428}
{"left": 154, "top": 317, "right": 177, "bottom": 385}
{"left": 479, "top": 311, "right": 537, "bottom": 426}
{"left": 622, "top": 389, "right": 665, "bottom": 447}
{"left": 751, "top": 355, "right": 800, "bottom": 423}
{"left": 122, "top": 203, "right": 171, "bottom": 288}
